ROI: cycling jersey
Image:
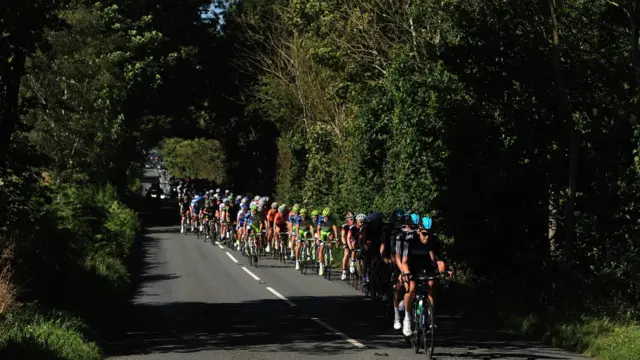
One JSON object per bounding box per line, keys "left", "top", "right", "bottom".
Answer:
{"left": 319, "top": 216, "right": 334, "bottom": 241}
{"left": 191, "top": 198, "right": 203, "bottom": 215}
{"left": 395, "top": 227, "right": 411, "bottom": 258}
{"left": 228, "top": 204, "right": 239, "bottom": 225}
{"left": 267, "top": 209, "right": 277, "bottom": 223}
{"left": 237, "top": 209, "right": 247, "bottom": 228}
{"left": 348, "top": 224, "right": 360, "bottom": 245}
{"left": 218, "top": 203, "right": 228, "bottom": 221}
{"left": 246, "top": 211, "right": 263, "bottom": 232}
{"left": 408, "top": 234, "right": 441, "bottom": 275}
{"left": 274, "top": 212, "right": 287, "bottom": 227}
{"left": 296, "top": 216, "right": 314, "bottom": 237}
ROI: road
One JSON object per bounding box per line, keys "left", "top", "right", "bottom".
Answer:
{"left": 108, "top": 169, "right": 590, "bottom": 360}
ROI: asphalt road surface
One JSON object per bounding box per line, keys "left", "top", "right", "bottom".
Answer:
{"left": 108, "top": 169, "right": 591, "bottom": 360}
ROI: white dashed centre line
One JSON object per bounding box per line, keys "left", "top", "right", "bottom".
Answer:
{"left": 311, "top": 317, "right": 366, "bottom": 349}
{"left": 241, "top": 266, "right": 261, "bottom": 281}
{"left": 225, "top": 252, "right": 238, "bottom": 263}
{"left": 266, "top": 287, "right": 297, "bottom": 307}
{"left": 214, "top": 241, "right": 224, "bottom": 249}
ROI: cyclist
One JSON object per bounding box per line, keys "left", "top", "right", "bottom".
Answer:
{"left": 179, "top": 194, "right": 191, "bottom": 234}
{"left": 245, "top": 203, "right": 264, "bottom": 263}
{"left": 236, "top": 202, "right": 248, "bottom": 244}
{"left": 340, "top": 212, "right": 354, "bottom": 280}
{"left": 287, "top": 204, "right": 300, "bottom": 259}
{"left": 189, "top": 194, "right": 202, "bottom": 232}
{"left": 294, "top": 208, "right": 314, "bottom": 270}
{"left": 274, "top": 204, "right": 288, "bottom": 252}
{"left": 316, "top": 207, "right": 338, "bottom": 276}
{"left": 266, "top": 202, "right": 278, "bottom": 252}
{"left": 228, "top": 198, "right": 239, "bottom": 240}
{"left": 399, "top": 216, "right": 449, "bottom": 336}
{"left": 202, "top": 195, "right": 216, "bottom": 239}
{"left": 345, "top": 213, "right": 363, "bottom": 280}
{"left": 396, "top": 213, "right": 422, "bottom": 335}
{"left": 391, "top": 209, "right": 410, "bottom": 330}
{"left": 217, "top": 198, "right": 230, "bottom": 243}
{"left": 361, "top": 211, "right": 384, "bottom": 283}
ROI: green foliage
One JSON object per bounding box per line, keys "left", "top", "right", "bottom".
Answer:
{"left": 0, "top": 308, "right": 101, "bottom": 360}
{"left": 159, "top": 137, "right": 227, "bottom": 183}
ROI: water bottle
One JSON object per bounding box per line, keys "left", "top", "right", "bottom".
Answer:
{"left": 416, "top": 299, "right": 423, "bottom": 316}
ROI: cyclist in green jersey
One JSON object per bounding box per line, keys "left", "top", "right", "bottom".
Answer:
{"left": 316, "top": 207, "right": 338, "bottom": 276}
{"left": 294, "top": 208, "right": 315, "bottom": 270}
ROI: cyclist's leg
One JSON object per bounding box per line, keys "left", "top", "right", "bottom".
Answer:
{"left": 402, "top": 276, "right": 417, "bottom": 335}
{"left": 341, "top": 241, "right": 350, "bottom": 279}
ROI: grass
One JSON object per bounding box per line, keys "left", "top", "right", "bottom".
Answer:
{"left": 550, "top": 318, "right": 640, "bottom": 360}
{"left": 442, "top": 280, "right": 640, "bottom": 360}
{"left": 0, "top": 308, "right": 102, "bottom": 360}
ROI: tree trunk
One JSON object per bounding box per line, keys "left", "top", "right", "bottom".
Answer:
{"left": 0, "top": 47, "right": 26, "bottom": 175}
{"left": 547, "top": 0, "right": 577, "bottom": 263}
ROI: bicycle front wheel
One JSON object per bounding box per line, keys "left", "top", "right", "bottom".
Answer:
{"left": 423, "top": 302, "right": 435, "bottom": 358}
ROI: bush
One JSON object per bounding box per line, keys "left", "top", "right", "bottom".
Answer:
{"left": 0, "top": 308, "right": 102, "bottom": 360}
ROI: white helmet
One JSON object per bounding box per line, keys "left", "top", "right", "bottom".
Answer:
{"left": 271, "top": 202, "right": 278, "bottom": 209}
{"left": 215, "top": 188, "right": 220, "bottom": 193}
{"left": 254, "top": 195, "right": 261, "bottom": 201}
{"left": 236, "top": 195, "right": 242, "bottom": 200}
{"left": 258, "top": 200, "right": 265, "bottom": 208}
{"left": 278, "top": 204, "right": 287, "bottom": 213}
{"left": 356, "top": 213, "right": 366, "bottom": 222}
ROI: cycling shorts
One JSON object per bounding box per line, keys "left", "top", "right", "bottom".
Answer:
{"left": 320, "top": 229, "right": 332, "bottom": 242}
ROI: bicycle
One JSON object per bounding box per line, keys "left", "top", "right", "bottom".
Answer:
{"left": 298, "top": 236, "right": 314, "bottom": 275}
{"left": 319, "top": 238, "right": 335, "bottom": 280}
{"left": 277, "top": 232, "right": 289, "bottom": 264}
{"left": 410, "top": 271, "right": 450, "bottom": 358}
{"left": 247, "top": 231, "right": 260, "bottom": 267}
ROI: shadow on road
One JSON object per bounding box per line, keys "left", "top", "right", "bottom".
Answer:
{"left": 107, "top": 293, "right": 570, "bottom": 358}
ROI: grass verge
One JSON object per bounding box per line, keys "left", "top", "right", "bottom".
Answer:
{"left": 0, "top": 307, "right": 102, "bottom": 360}
{"left": 443, "top": 281, "right": 640, "bottom": 360}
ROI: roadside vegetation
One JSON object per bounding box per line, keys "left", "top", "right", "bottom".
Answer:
{"left": 3, "top": 0, "right": 640, "bottom": 359}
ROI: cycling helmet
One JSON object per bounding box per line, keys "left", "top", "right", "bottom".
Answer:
{"left": 300, "top": 208, "right": 308, "bottom": 215}
{"left": 311, "top": 209, "right": 319, "bottom": 217}
{"left": 346, "top": 212, "right": 354, "bottom": 219}
{"left": 241, "top": 196, "right": 248, "bottom": 203}
{"left": 236, "top": 195, "right": 242, "bottom": 200}
{"left": 410, "top": 213, "right": 420, "bottom": 225}
{"left": 356, "top": 213, "right": 366, "bottom": 222}
{"left": 271, "top": 202, "right": 278, "bottom": 209}
{"left": 258, "top": 200, "right": 265, "bottom": 208}
{"left": 215, "top": 188, "right": 220, "bottom": 193}
{"left": 194, "top": 195, "right": 201, "bottom": 201}
{"left": 322, "top": 207, "right": 331, "bottom": 217}
{"left": 278, "top": 204, "right": 287, "bottom": 213}
{"left": 241, "top": 203, "right": 248, "bottom": 210}
{"left": 254, "top": 195, "right": 261, "bottom": 201}
{"left": 261, "top": 196, "right": 269, "bottom": 203}
{"left": 225, "top": 189, "right": 230, "bottom": 194}
{"left": 224, "top": 198, "right": 230, "bottom": 205}
{"left": 292, "top": 204, "right": 300, "bottom": 212}
{"left": 250, "top": 203, "right": 258, "bottom": 211}
{"left": 421, "top": 217, "right": 433, "bottom": 230}
{"left": 394, "top": 209, "right": 405, "bottom": 217}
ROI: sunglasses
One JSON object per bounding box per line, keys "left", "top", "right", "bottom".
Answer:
{"left": 420, "top": 231, "right": 429, "bottom": 236}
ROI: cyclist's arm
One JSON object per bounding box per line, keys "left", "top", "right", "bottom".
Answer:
{"left": 332, "top": 225, "right": 338, "bottom": 239}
